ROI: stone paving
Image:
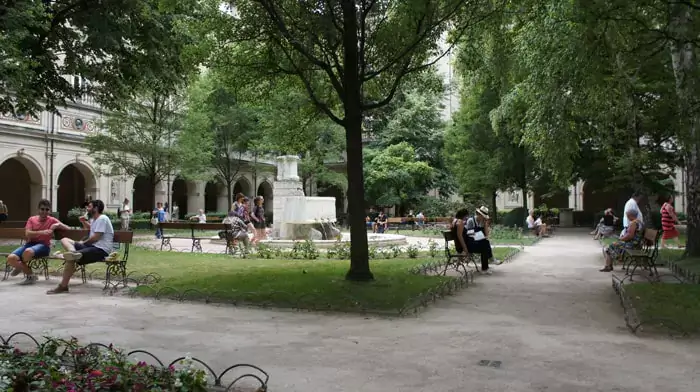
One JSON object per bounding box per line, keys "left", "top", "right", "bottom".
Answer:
{"left": 1, "top": 230, "right": 698, "bottom": 391}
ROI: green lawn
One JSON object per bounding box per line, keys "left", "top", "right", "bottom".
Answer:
{"left": 625, "top": 283, "right": 700, "bottom": 335}
{"left": 1, "top": 243, "right": 516, "bottom": 313}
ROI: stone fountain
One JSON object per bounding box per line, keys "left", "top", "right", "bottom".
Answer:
{"left": 271, "top": 155, "right": 340, "bottom": 240}
{"left": 210, "top": 155, "right": 408, "bottom": 249}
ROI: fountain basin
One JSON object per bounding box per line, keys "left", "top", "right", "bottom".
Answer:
{"left": 209, "top": 233, "right": 408, "bottom": 249}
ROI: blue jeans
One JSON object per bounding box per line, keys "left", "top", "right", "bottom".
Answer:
{"left": 11, "top": 242, "right": 50, "bottom": 259}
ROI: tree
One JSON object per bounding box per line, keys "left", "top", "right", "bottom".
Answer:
{"left": 364, "top": 143, "right": 434, "bottom": 211}
{"left": 371, "top": 70, "right": 454, "bottom": 197}
{"left": 205, "top": 0, "right": 498, "bottom": 280}
{"left": 179, "top": 72, "right": 258, "bottom": 206}
{"left": 445, "top": 11, "right": 539, "bottom": 218}
{"left": 85, "top": 91, "right": 183, "bottom": 208}
{"left": 0, "top": 0, "right": 197, "bottom": 114}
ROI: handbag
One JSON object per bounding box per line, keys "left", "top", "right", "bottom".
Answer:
{"left": 150, "top": 217, "right": 158, "bottom": 225}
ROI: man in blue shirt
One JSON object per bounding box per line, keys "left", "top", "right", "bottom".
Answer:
{"left": 154, "top": 202, "right": 166, "bottom": 239}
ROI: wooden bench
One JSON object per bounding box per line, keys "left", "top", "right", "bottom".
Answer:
{"left": 442, "top": 230, "right": 479, "bottom": 275}
{"left": 158, "top": 222, "right": 231, "bottom": 252}
{"left": 0, "top": 228, "right": 50, "bottom": 281}
{"left": 53, "top": 229, "right": 133, "bottom": 288}
{"left": 0, "top": 221, "right": 30, "bottom": 229}
{"left": 622, "top": 228, "right": 662, "bottom": 279}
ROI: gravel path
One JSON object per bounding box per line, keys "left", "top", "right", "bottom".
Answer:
{"left": 1, "top": 230, "right": 698, "bottom": 391}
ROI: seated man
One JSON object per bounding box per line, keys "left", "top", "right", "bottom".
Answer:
{"left": 222, "top": 211, "right": 251, "bottom": 251}
{"left": 7, "top": 199, "right": 69, "bottom": 285}
{"left": 526, "top": 210, "right": 548, "bottom": 237}
{"left": 375, "top": 212, "right": 388, "bottom": 234}
{"left": 47, "top": 199, "right": 114, "bottom": 295}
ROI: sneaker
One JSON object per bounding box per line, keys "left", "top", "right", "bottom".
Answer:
{"left": 480, "top": 269, "right": 493, "bottom": 275}
{"left": 46, "top": 285, "right": 69, "bottom": 295}
{"left": 10, "top": 267, "right": 22, "bottom": 277}
{"left": 492, "top": 259, "right": 503, "bottom": 265}
{"left": 18, "top": 275, "right": 38, "bottom": 285}
{"left": 62, "top": 252, "right": 83, "bottom": 262}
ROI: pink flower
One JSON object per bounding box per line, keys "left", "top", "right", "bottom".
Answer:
{"left": 90, "top": 370, "right": 103, "bottom": 377}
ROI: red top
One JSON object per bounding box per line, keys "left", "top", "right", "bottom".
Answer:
{"left": 661, "top": 203, "right": 676, "bottom": 231}
{"left": 25, "top": 215, "right": 59, "bottom": 246}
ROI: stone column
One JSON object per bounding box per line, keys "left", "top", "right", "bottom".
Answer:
{"left": 187, "top": 180, "right": 206, "bottom": 215}
{"left": 217, "top": 194, "right": 229, "bottom": 212}
{"left": 272, "top": 156, "right": 304, "bottom": 239}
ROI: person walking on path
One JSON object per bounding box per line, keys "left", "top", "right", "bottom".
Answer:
{"left": 120, "top": 198, "right": 131, "bottom": 230}
{"left": 661, "top": 196, "right": 683, "bottom": 248}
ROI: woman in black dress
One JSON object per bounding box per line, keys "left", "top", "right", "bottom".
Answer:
{"left": 252, "top": 196, "right": 266, "bottom": 241}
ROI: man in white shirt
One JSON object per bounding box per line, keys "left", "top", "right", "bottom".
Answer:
{"left": 49, "top": 199, "right": 114, "bottom": 294}
{"left": 622, "top": 191, "right": 644, "bottom": 237}
{"left": 120, "top": 198, "right": 131, "bottom": 230}
{"left": 196, "top": 209, "right": 206, "bottom": 223}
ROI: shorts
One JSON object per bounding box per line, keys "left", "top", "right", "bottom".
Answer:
{"left": 11, "top": 242, "right": 50, "bottom": 259}
{"left": 74, "top": 242, "right": 109, "bottom": 265}
{"left": 254, "top": 221, "right": 266, "bottom": 229}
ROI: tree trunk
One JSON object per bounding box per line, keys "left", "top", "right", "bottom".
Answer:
{"left": 668, "top": 3, "right": 700, "bottom": 255}
{"left": 342, "top": 0, "right": 372, "bottom": 281}
{"left": 226, "top": 179, "right": 233, "bottom": 210}
{"left": 491, "top": 191, "right": 497, "bottom": 224}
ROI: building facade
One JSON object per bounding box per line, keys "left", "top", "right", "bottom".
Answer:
{"left": 0, "top": 97, "right": 276, "bottom": 221}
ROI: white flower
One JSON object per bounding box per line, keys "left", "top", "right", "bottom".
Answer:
{"left": 174, "top": 378, "right": 183, "bottom": 388}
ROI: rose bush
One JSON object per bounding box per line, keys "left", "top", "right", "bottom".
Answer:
{"left": 0, "top": 338, "right": 208, "bottom": 391}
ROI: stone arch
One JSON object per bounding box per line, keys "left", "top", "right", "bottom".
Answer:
{"left": 233, "top": 176, "right": 252, "bottom": 198}
{"left": 204, "top": 181, "right": 224, "bottom": 212}
{"left": 171, "top": 177, "right": 189, "bottom": 215}
{"left": 132, "top": 175, "right": 155, "bottom": 212}
{"left": 56, "top": 161, "right": 98, "bottom": 219}
{"left": 0, "top": 155, "right": 45, "bottom": 220}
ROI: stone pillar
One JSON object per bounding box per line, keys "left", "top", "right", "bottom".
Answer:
{"left": 187, "top": 180, "right": 206, "bottom": 215}
{"left": 30, "top": 182, "right": 42, "bottom": 213}
{"left": 272, "top": 156, "right": 304, "bottom": 239}
{"left": 217, "top": 194, "right": 229, "bottom": 213}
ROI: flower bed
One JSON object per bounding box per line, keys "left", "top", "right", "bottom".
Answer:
{"left": 0, "top": 335, "right": 269, "bottom": 391}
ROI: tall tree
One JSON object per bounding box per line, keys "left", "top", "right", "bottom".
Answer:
{"left": 179, "top": 72, "right": 258, "bottom": 206}
{"left": 205, "top": 0, "right": 498, "bottom": 281}
{"left": 0, "top": 0, "right": 197, "bottom": 114}
{"left": 364, "top": 143, "right": 434, "bottom": 211}
{"left": 85, "top": 91, "right": 183, "bottom": 208}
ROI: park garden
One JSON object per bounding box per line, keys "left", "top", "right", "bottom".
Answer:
{"left": 2, "top": 0, "right": 700, "bottom": 390}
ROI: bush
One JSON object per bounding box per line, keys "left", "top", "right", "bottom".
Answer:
{"left": 0, "top": 338, "right": 207, "bottom": 391}
{"left": 501, "top": 207, "right": 528, "bottom": 228}
{"left": 415, "top": 196, "right": 465, "bottom": 217}
{"left": 677, "top": 212, "right": 687, "bottom": 222}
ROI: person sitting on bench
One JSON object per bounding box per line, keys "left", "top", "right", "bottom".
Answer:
{"left": 375, "top": 212, "right": 388, "bottom": 233}
{"left": 47, "top": 199, "right": 114, "bottom": 295}
{"left": 7, "top": 199, "right": 70, "bottom": 285}
{"left": 591, "top": 208, "right": 617, "bottom": 240}
{"left": 465, "top": 206, "right": 497, "bottom": 274}
{"left": 599, "top": 209, "right": 642, "bottom": 272}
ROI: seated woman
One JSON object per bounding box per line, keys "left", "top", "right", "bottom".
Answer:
{"left": 465, "top": 206, "right": 497, "bottom": 274}
{"left": 599, "top": 209, "right": 643, "bottom": 272}
{"left": 526, "top": 210, "right": 548, "bottom": 237}
{"left": 591, "top": 208, "right": 617, "bottom": 239}
{"left": 450, "top": 208, "right": 471, "bottom": 255}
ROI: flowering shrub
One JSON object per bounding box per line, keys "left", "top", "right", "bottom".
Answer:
{"left": 0, "top": 338, "right": 208, "bottom": 391}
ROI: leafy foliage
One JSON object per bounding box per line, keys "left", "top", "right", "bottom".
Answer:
{"left": 85, "top": 91, "right": 183, "bottom": 206}
{"left": 0, "top": 0, "right": 197, "bottom": 114}
{"left": 364, "top": 143, "right": 434, "bottom": 210}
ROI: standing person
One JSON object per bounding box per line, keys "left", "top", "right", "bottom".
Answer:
{"left": 6, "top": 199, "right": 69, "bottom": 285}
{"left": 48, "top": 199, "right": 114, "bottom": 294}
{"left": 252, "top": 196, "right": 266, "bottom": 241}
{"left": 465, "top": 206, "right": 497, "bottom": 274}
{"left": 450, "top": 208, "right": 471, "bottom": 257}
{"left": 661, "top": 196, "right": 683, "bottom": 248}
{"left": 622, "top": 191, "right": 644, "bottom": 237}
{"left": 232, "top": 193, "right": 245, "bottom": 217}
{"left": 416, "top": 211, "right": 425, "bottom": 229}
{"left": 120, "top": 198, "right": 131, "bottom": 230}
{"left": 153, "top": 202, "right": 166, "bottom": 239}
{"left": 0, "top": 200, "right": 8, "bottom": 222}
{"left": 172, "top": 202, "right": 180, "bottom": 221}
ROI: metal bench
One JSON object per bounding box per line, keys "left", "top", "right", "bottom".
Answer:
{"left": 0, "top": 228, "right": 50, "bottom": 281}
{"left": 158, "top": 222, "right": 231, "bottom": 253}
{"left": 53, "top": 229, "right": 134, "bottom": 289}
{"left": 442, "top": 230, "right": 479, "bottom": 276}
{"left": 622, "top": 228, "right": 662, "bottom": 280}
